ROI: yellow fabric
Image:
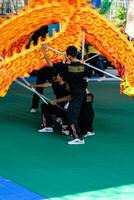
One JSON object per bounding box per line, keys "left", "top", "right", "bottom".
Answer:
{"left": 0, "top": 0, "right": 134, "bottom": 97}
{"left": 87, "top": 45, "right": 99, "bottom": 54}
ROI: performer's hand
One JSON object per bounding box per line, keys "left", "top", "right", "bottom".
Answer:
{"left": 0, "top": 56, "right": 4, "bottom": 61}
{"left": 44, "top": 83, "right": 52, "bottom": 88}
{"left": 80, "top": 60, "right": 84, "bottom": 64}
{"left": 41, "top": 44, "right": 47, "bottom": 51}
{"left": 50, "top": 99, "right": 57, "bottom": 105}
{"left": 29, "top": 84, "right": 34, "bottom": 88}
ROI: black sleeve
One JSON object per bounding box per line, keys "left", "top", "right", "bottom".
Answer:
{"left": 53, "top": 62, "right": 62, "bottom": 75}
{"left": 53, "top": 62, "right": 67, "bottom": 78}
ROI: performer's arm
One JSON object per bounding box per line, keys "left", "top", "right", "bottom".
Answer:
{"left": 50, "top": 95, "right": 71, "bottom": 105}
{"left": 41, "top": 44, "right": 53, "bottom": 67}
{"left": 32, "top": 83, "right": 52, "bottom": 88}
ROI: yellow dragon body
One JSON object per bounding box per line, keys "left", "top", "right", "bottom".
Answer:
{"left": 0, "top": 0, "right": 134, "bottom": 97}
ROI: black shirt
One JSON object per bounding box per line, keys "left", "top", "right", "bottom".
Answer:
{"left": 59, "top": 62, "right": 89, "bottom": 96}
{"left": 51, "top": 81, "right": 70, "bottom": 107}
{"left": 53, "top": 61, "right": 89, "bottom": 95}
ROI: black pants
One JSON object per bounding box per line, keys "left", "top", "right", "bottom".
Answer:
{"left": 78, "top": 93, "right": 94, "bottom": 135}
{"left": 67, "top": 90, "right": 85, "bottom": 139}
{"left": 41, "top": 103, "right": 66, "bottom": 127}
{"left": 31, "top": 67, "right": 53, "bottom": 109}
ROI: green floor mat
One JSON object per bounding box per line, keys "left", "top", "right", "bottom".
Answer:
{"left": 0, "top": 81, "right": 134, "bottom": 199}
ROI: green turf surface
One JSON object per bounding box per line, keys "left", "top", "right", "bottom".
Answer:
{"left": 0, "top": 81, "right": 134, "bottom": 199}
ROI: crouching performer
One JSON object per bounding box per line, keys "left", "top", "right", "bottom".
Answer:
{"left": 37, "top": 72, "right": 70, "bottom": 133}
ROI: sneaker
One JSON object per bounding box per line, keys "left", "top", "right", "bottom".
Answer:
{"left": 38, "top": 127, "right": 53, "bottom": 133}
{"left": 62, "top": 129, "right": 70, "bottom": 136}
{"left": 62, "top": 125, "right": 68, "bottom": 129}
{"left": 56, "top": 117, "right": 63, "bottom": 125}
{"left": 97, "top": 76, "right": 106, "bottom": 82}
{"left": 84, "top": 131, "right": 95, "bottom": 137}
{"left": 30, "top": 108, "right": 37, "bottom": 113}
{"left": 68, "top": 138, "right": 85, "bottom": 145}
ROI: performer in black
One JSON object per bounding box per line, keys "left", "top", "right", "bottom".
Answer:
{"left": 78, "top": 91, "right": 95, "bottom": 137}
{"left": 33, "top": 72, "right": 70, "bottom": 133}
{"left": 41, "top": 45, "right": 90, "bottom": 144}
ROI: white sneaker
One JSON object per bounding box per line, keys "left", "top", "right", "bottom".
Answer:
{"left": 30, "top": 108, "right": 37, "bottom": 113}
{"left": 38, "top": 127, "right": 53, "bottom": 133}
{"left": 97, "top": 76, "right": 106, "bottom": 82}
{"left": 62, "top": 125, "right": 68, "bottom": 129}
{"left": 84, "top": 131, "right": 95, "bottom": 137}
{"left": 56, "top": 117, "right": 63, "bottom": 125}
{"left": 62, "top": 130, "right": 70, "bottom": 136}
{"left": 68, "top": 138, "right": 85, "bottom": 145}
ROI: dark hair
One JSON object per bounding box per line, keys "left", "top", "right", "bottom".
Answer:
{"left": 66, "top": 46, "right": 77, "bottom": 57}
{"left": 53, "top": 62, "right": 66, "bottom": 80}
